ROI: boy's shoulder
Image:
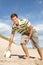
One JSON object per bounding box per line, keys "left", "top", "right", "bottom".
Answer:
{"left": 20, "top": 18, "right": 28, "bottom": 22}
{"left": 19, "top": 18, "right": 29, "bottom": 25}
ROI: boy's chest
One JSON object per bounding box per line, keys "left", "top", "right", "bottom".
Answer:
{"left": 12, "top": 24, "right": 30, "bottom": 35}
{"left": 13, "top": 24, "right": 27, "bottom": 31}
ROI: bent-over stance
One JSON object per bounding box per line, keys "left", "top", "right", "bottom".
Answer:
{"left": 7, "top": 13, "right": 43, "bottom": 60}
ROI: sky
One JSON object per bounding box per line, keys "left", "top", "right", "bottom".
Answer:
{"left": 0, "top": 0, "right": 43, "bottom": 48}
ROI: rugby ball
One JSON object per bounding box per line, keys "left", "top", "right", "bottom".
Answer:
{"left": 4, "top": 50, "right": 11, "bottom": 58}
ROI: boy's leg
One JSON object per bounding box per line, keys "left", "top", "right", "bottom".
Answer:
{"left": 31, "top": 31, "right": 43, "bottom": 60}
{"left": 21, "top": 43, "right": 29, "bottom": 59}
{"left": 21, "top": 35, "right": 29, "bottom": 59}
{"left": 31, "top": 39, "right": 42, "bottom": 60}
{"left": 37, "top": 48, "right": 43, "bottom": 60}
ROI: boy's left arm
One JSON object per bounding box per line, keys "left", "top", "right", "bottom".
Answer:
{"left": 25, "top": 25, "right": 33, "bottom": 43}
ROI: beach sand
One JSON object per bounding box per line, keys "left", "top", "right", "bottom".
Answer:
{"left": 0, "top": 37, "right": 43, "bottom": 65}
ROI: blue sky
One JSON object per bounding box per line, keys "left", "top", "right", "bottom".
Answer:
{"left": 0, "top": 0, "right": 43, "bottom": 47}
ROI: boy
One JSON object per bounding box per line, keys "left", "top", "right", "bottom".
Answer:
{"left": 7, "top": 13, "right": 43, "bottom": 60}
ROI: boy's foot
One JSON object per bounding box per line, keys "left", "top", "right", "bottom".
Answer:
{"left": 37, "top": 58, "right": 43, "bottom": 61}
{"left": 18, "top": 55, "right": 26, "bottom": 59}
{"left": 24, "top": 55, "right": 29, "bottom": 60}
{"left": 18, "top": 55, "right": 29, "bottom": 60}
{"left": 25, "top": 56, "right": 29, "bottom": 60}
{"left": 42, "top": 58, "right": 43, "bottom": 61}
{"left": 39, "top": 57, "right": 43, "bottom": 61}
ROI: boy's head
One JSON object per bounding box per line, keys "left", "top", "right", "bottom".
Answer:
{"left": 11, "top": 13, "right": 18, "bottom": 25}
{"left": 11, "top": 13, "right": 18, "bottom": 18}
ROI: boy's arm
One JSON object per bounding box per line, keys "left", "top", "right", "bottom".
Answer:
{"left": 7, "top": 31, "right": 14, "bottom": 50}
{"left": 25, "top": 25, "right": 33, "bottom": 43}
{"left": 28, "top": 25, "right": 33, "bottom": 39}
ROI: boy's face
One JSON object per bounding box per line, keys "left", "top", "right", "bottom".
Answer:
{"left": 11, "top": 16, "right": 18, "bottom": 25}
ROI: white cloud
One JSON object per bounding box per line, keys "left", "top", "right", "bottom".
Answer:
{"left": 39, "top": 36, "right": 43, "bottom": 40}
{"left": 34, "top": 24, "right": 43, "bottom": 32}
{"left": 34, "top": 24, "right": 43, "bottom": 41}
{"left": 0, "top": 22, "right": 11, "bottom": 34}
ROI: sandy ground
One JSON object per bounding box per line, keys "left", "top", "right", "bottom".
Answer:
{"left": 0, "top": 37, "right": 43, "bottom": 65}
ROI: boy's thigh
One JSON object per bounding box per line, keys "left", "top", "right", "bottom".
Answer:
{"left": 31, "top": 38, "right": 39, "bottom": 48}
{"left": 31, "top": 31, "right": 40, "bottom": 48}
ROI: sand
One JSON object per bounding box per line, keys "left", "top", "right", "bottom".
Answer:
{"left": 0, "top": 37, "right": 43, "bottom": 65}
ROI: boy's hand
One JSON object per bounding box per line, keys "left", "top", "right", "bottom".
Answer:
{"left": 6, "top": 46, "right": 10, "bottom": 51}
{"left": 6, "top": 31, "right": 14, "bottom": 51}
{"left": 25, "top": 37, "right": 30, "bottom": 43}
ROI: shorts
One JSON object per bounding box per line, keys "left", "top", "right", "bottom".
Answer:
{"left": 21, "top": 30, "right": 40, "bottom": 48}
{"left": 21, "top": 35, "right": 28, "bottom": 44}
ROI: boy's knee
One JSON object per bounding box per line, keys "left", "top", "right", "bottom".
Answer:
{"left": 21, "top": 43, "right": 23, "bottom": 45}
{"left": 21, "top": 43, "right": 26, "bottom": 45}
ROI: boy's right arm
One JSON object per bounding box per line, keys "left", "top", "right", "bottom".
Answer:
{"left": 7, "top": 31, "right": 14, "bottom": 50}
